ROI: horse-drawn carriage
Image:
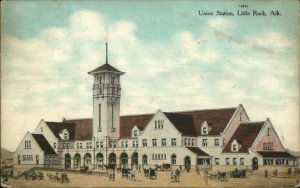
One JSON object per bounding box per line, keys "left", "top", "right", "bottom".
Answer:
{"left": 47, "top": 172, "right": 70, "bottom": 183}
{"left": 121, "top": 168, "right": 136, "bottom": 181}
{"left": 143, "top": 168, "right": 157, "bottom": 179}
{"left": 203, "top": 171, "right": 229, "bottom": 182}
{"left": 230, "top": 168, "right": 246, "bottom": 178}
{"left": 155, "top": 163, "right": 172, "bottom": 171}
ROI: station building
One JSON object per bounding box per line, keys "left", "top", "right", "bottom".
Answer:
{"left": 13, "top": 44, "right": 297, "bottom": 176}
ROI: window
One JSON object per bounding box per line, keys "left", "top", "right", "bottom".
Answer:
{"left": 96, "top": 141, "right": 99, "bottom": 148}
{"left": 23, "top": 155, "right": 33, "bottom": 161}
{"left": 188, "top": 138, "right": 191, "bottom": 146}
{"left": 100, "top": 141, "right": 103, "bottom": 148}
{"left": 132, "top": 141, "right": 138, "bottom": 147}
{"left": 63, "top": 143, "right": 66, "bottom": 149}
{"left": 125, "top": 141, "right": 128, "bottom": 147}
{"left": 171, "top": 154, "right": 176, "bottom": 164}
{"left": 77, "top": 143, "right": 79, "bottom": 149}
{"left": 53, "top": 142, "right": 56, "bottom": 149}
{"left": 184, "top": 138, "right": 188, "bottom": 146}
{"left": 225, "top": 158, "right": 230, "bottom": 165}
{"left": 80, "top": 143, "right": 82, "bottom": 149}
{"left": 152, "top": 139, "right": 157, "bottom": 147}
{"left": 24, "top": 141, "right": 31, "bottom": 149}
{"left": 67, "top": 143, "right": 70, "bottom": 149}
{"left": 154, "top": 120, "right": 164, "bottom": 129}
{"left": 162, "top": 139, "right": 167, "bottom": 146}
{"left": 215, "top": 158, "right": 220, "bottom": 165}
{"left": 133, "top": 130, "right": 138, "bottom": 137}
{"left": 202, "top": 127, "right": 207, "bottom": 134}
{"left": 191, "top": 139, "right": 195, "bottom": 146}
{"left": 41, "top": 127, "right": 43, "bottom": 133}
{"left": 121, "top": 141, "right": 124, "bottom": 148}
{"left": 142, "top": 139, "right": 147, "bottom": 147}
{"left": 202, "top": 139, "right": 208, "bottom": 147}
{"left": 263, "top": 143, "right": 273, "bottom": 150}
{"left": 233, "top": 158, "right": 237, "bottom": 165}
{"left": 267, "top": 128, "right": 270, "bottom": 136}
{"left": 171, "top": 138, "right": 176, "bottom": 146}
{"left": 214, "top": 139, "right": 220, "bottom": 146}
{"left": 64, "top": 132, "right": 68, "bottom": 139}
{"left": 240, "top": 158, "right": 244, "bottom": 165}
{"left": 232, "top": 144, "right": 237, "bottom": 151}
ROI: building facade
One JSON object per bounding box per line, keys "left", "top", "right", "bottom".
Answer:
{"left": 13, "top": 44, "right": 297, "bottom": 176}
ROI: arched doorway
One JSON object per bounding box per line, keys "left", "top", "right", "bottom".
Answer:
{"left": 142, "top": 155, "right": 147, "bottom": 166}
{"left": 184, "top": 156, "right": 191, "bottom": 169}
{"left": 109, "top": 153, "right": 116, "bottom": 165}
{"left": 74, "top": 153, "right": 81, "bottom": 168}
{"left": 65, "top": 153, "right": 71, "bottom": 169}
{"left": 252, "top": 157, "right": 258, "bottom": 170}
{"left": 84, "top": 153, "right": 92, "bottom": 166}
{"left": 132, "top": 152, "right": 138, "bottom": 169}
{"left": 120, "top": 153, "right": 128, "bottom": 168}
{"left": 96, "top": 153, "right": 104, "bottom": 168}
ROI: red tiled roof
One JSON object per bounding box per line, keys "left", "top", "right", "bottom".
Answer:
{"left": 178, "top": 108, "right": 237, "bottom": 135}
{"left": 222, "top": 121, "right": 265, "bottom": 153}
{"left": 119, "top": 114, "right": 153, "bottom": 138}
{"left": 63, "top": 119, "right": 93, "bottom": 140}
{"left": 164, "top": 113, "right": 196, "bottom": 136}
{"left": 46, "top": 107, "right": 237, "bottom": 140}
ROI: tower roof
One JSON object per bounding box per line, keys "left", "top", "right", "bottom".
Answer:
{"left": 88, "top": 43, "right": 124, "bottom": 75}
{"left": 88, "top": 63, "right": 124, "bottom": 75}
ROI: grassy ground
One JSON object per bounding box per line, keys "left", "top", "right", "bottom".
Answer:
{"left": 8, "top": 169, "right": 300, "bottom": 187}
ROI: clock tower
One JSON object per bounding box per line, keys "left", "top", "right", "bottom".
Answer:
{"left": 88, "top": 43, "right": 124, "bottom": 139}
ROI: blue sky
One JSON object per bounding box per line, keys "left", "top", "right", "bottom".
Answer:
{"left": 1, "top": 0, "right": 299, "bottom": 151}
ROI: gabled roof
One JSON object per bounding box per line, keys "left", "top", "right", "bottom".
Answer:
{"left": 63, "top": 119, "right": 93, "bottom": 140}
{"left": 120, "top": 114, "right": 153, "bottom": 138}
{"left": 45, "top": 122, "right": 75, "bottom": 140}
{"left": 88, "top": 63, "right": 124, "bottom": 75}
{"left": 178, "top": 108, "right": 237, "bottom": 135}
{"left": 164, "top": 113, "right": 196, "bottom": 136}
{"left": 186, "top": 147, "right": 210, "bottom": 156}
{"left": 222, "top": 121, "right": 265, "bottom": 153}
{"left": 257, "top": 151, "right": 296, "bottom": 158}
{"left": 31, "top": 134, "right": 56, "bottom": 155}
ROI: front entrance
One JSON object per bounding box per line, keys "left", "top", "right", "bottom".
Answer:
{"left": 132, "top": 152, "right": 138, "bottom": 169}
{"left": 252, "top": 157, "right": 258, "bottom": 170}
{"left": 120, "top": 153, "right": 128, "bottom": 167}
{"left": 108, "top": 153, "right": 116, "bottom": 165}
{"left": 65, "top": 154, "right": 71, "bottom": 169}
{"left": 184, "top": 156, "right": 191, "bottom": 169}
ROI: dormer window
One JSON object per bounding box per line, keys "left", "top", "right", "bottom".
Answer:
{"left": 134, "top": 130, "right": 138, "bottom": 137}
{"left": 64, "top": 132, "right": 68, "bottom": 139}
{"left": 201, "top": 121, "right": 209, "bottom": 135}
{"left": 231, "top": 140, "right": 239, "bottom": 152}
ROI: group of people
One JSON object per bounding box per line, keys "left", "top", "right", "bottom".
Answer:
{"left": 170, "top": 169, "right": 181, "bottom": 182}
{"left": 265, "top": 167, "right": 300, "bottom": 178}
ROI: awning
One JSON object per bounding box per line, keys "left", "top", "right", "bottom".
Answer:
{"left": 257, "top": 151, "right": 296, "bottom": 158}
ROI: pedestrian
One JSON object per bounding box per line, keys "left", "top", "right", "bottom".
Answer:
{"left": 264, "top": 169, "right": 268, "bottom": 178}
{"left": 176, "top": 168, "right": 180, "bottom": 181}
{"left": 288, "top": 168, "right": 292, "bottom": 176}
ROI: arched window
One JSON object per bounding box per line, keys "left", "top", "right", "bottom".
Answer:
{"left": 171, "top": 154, "right": 176, "bottom": 165}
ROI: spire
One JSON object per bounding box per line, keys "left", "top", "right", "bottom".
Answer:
{"left": 106, "top": 42, "right": 108, "bottom": 64}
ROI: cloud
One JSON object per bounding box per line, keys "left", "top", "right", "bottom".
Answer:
{"left": 1, "top": 9, "right": 298, "bottom": 152}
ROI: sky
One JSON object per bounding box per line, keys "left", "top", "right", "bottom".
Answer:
{"left": 1, "top": 0, "right": 299, "bottom": 152}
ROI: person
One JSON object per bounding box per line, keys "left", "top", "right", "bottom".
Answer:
{"left": 196, "top": 166, "right": 200, "bottom": 175}
{"left": 176, "top": 168, "right": 180, "bottom": 181}
{"left": 288, "top": 168, "right": 292, "bottom": 176}
{"left": 264, "top": 169, "right": 268, "bottom": 178}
